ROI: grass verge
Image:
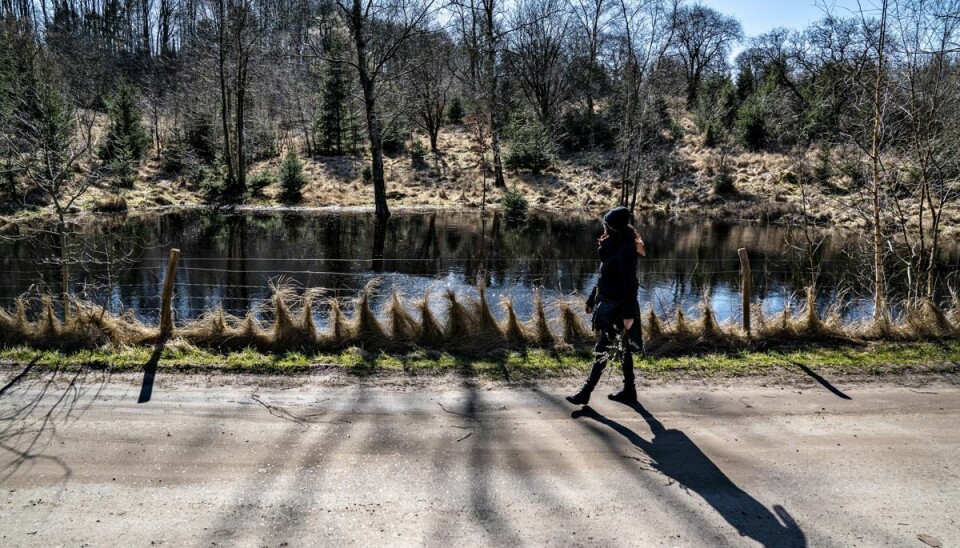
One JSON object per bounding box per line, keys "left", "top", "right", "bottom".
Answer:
{"left": 2, "top": 340, "right": 958, "bottom": 381}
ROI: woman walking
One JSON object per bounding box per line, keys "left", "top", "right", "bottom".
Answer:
{"left": 567, "top": 206, "right": 646, "bottom": 406}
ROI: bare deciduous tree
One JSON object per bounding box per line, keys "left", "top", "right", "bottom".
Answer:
{"left": 507, "top": 0, "right": 573, "bottom": 127}
{"left": 403, "top": 28, "right": 454, "bottom": 152}
{"left": 887, "top": 0, "right": 960, "bottom": 299}
{"left": 671, "top": 3, "right": 742, "bottom": 107}
{"left": 333, "top": 0, "right": 436, "bottom": 220}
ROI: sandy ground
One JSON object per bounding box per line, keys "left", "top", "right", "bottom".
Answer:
{"left": 1, "top": 369, "right": 958, "bottom": 547}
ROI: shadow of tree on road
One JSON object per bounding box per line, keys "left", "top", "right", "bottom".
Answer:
{"left": 572, "top": 402, "right": 806, "bottom": 548}
{"left": 0, "top": 360, "right": 111, "bottom": 486}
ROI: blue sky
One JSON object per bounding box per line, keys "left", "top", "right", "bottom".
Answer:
{"left": 701, "top": 0, "right": 867, "bottom": 37}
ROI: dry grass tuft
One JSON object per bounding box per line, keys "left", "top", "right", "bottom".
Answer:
{"left": 697, "top": 296, "right": 725, "bottom": 341}
{"left": 474, "top": 284, "right": 505, "bottom": 343}
{"left": 500, "top": 297, "right": 528, "bottom": 346}
{"left": 417, "top": 289, "right": 445, "bottom": 346}
{"left": 645, "top": 309, "right": 663, "bottom": 340}
{"left": 794, "top": 287, "right": 835, "bottom": 339}
{"left": 528, "top": 292, "right": 555, "bottom": 347}
{"left": 326, "top": 297, "right": 352, "bottom": 348}
{"left": 673, "top": 307, "right": 689, "bottom": 337}
{"left": 269, "top": 286, "right": 317, "bottom": 349}
{"left": 238, "top": 312, "right": 263, "bottom": 345}
{"left": 947, "top": 291, "right": 960, "bottom": 329}
{"left": 387, "top": 290, "right": 420, "bottom": 343}
{"left": 443, "top": 289, "right": 475, "bottom": 341}
{"left": 301, "top": 290, "right": 320, "bottom": 339}
{"left": 759, "top": 298, "right": 794, "bottom": 340}
{"left": 558, "top": 300, "right": 592, "bottom": 348}
{"left": 38, "top": 297, "right": 62, "bottom": 339}
{"left": 353, "top": 284, "right": 389, "bottom": 348}
{"left": 180, "top": 307, "right": 236, "bottom": 348}
{"left": 856, "top": 313, "right": 900, "bottom": 341}
{"left": 902, "top": 298, "right": 954, "bottom": 338}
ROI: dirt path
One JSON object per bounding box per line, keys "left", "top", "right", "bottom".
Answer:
{"left": 1, "top": 369, "right": 958, "bottom": 547}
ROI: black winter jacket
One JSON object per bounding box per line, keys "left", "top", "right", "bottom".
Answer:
{"left": 586, "top": 229, "right": 640, "bottom": 317}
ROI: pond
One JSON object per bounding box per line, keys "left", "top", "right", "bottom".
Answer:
{"left": 2, "top": 208, "right": 958, "bottom": 326}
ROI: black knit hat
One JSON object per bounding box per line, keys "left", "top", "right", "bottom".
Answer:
{"left": 602, "top": 206, "right": 631, "bottom": 230}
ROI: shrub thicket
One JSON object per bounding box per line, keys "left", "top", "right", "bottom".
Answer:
{"left": 558, "top": 109, "right": 616, "bottom": 151}
{"left": 409, "top": 140, "right": 427, "bottom": 166}
{"left": 505, "top": 119, "right": 553, "bottom": 174}
{"left": 703, "top": 122, "right": 723, "bottom": 148}
{"left": 381, "top": 123, "right": 409, "bottom": 154}
{"left": 447, "top": 96, "right": 465, "bottom": 124}
{"left": 735, "top": 99, "right": 766, "bottom": 151}
{"left": 248, "top": 169, "right": 276, "bottom": 197}
{"left": 184, "top": 115, "right": 218, "bottom": 163}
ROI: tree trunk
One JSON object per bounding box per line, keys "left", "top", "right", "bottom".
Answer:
{"left": 58, "top": 218, "right": 70, "bottom": 321}
{"left": 235, "top": 67, "right": 247, "bottom": 195}
{"left": 217, "top": 0, "right": 236, "bottom": 187}
{"left": 140, "top": 0, "right": 150, "bottom": 56}
{"left": 869, "top": 0, "right": 889, "bottom": 323}
{"left": 484, "top": 0, "right": 506, "bottom": 188}
{"left": 490, "top": 110, "right": 506, "bottom": 188}
{"left": 350, "top": 0, "right": 390, "bottom": 220}
{"left": 159, "top": 0, "right": 171, "bottom": 57}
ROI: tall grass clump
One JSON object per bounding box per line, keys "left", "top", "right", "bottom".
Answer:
{"left": 444, "top": 289, "right": 481, "bottom": 352}
{"left": 528, "top": 292, "right": 555, "bottom": 347}
{"left": 180, "top": 307, "right": 234, "bottom": 348}
{"left": 327, "top": 297, "right": 352, "bottom": 348}
{"left": 696, "top": 294, "right": 725, "bottom": 342}
{"left": 500, "top": 298, "right": 528, "bottom": 346}
{"left": 947, "top": 291, "right": 960, "bottom": 330}
{"left": 645, "top": 309, "right": 663, "bottom": 341}
{"left": 558, "top": 300, "right": 592, "bottom": 349}
{"left": 902, "top": 298, "right": 954, "bottom": 339}
{"left": 387, "top": 291, "right": 420, "bottom": 343}
{"left": 417, "top": 289, "right": 445, "bottom": 347}
{"left": 474, "top": 284, "right": 505, "bottom": 344}
{"left": 353, "top": 285, "right": 389, "bottom": 348}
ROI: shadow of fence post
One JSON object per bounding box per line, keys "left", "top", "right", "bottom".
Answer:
{"left": 140, "top": 248, "right": 180, "bottom": 404}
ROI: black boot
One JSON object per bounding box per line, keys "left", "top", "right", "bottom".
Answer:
{"left": 608, "top": 384, "right": 637, "bottom": 404}
{"left": 566, "top": 384, "right": 593, "bottom": 405}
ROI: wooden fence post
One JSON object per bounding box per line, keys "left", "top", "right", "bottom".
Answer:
{"left": 737, "top": 248, "right": 752, "bottom": 336}
{"left": 159, "top": 248, "right": 181, "bottom": 337}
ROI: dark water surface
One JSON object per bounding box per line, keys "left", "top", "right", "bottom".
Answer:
{"left": 2, "top": 208, "right": 958, "bottom": 325}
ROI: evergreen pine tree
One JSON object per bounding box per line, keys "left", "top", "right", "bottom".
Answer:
{"left": 447, "top": 96, "right": 465, "bottom": 125}
{"left": 100, "top": 85, "right": 149, "bottom": 163}
{"left": 280, "top": 151, "right": 306, "bottom": 201}
{"left": 316, "top": 36, "right": 353, "bottom": 155}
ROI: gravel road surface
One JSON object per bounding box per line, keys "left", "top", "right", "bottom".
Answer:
{"left": 1, "top": 369, "right": 958, "bottom": 547}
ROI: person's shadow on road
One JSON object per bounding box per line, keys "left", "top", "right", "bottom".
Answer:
{"left": 572, "top": 403, "right": 806, "bottom": 548}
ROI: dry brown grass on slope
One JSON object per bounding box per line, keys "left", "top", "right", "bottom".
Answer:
{"left": 15, "top": 114, "right": 960, "bottom": 238}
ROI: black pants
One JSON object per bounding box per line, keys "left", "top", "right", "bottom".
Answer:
{"left": 585, "top": 301, "right": 642, "bottom": 390}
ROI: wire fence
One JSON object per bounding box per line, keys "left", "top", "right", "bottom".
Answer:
{"left": 2, "top": 250, "right": 953, "bottom": 327}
